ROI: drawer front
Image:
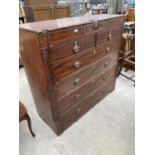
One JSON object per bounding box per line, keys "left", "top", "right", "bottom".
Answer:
{"left": 93, "top": 37, "right": 121, "bottom": 61}
{"left": 84, "top": 20, "right": 108, "bottom": 33}
{"left": 56, "top": 53, "right": 118, "bottom": 96}
{"left": 107, "top": 17, "right": 124, "bottom": 30}
{"left": 58, "top": 80, "right": 94, "bottom": 114}
{"left": 58, "top": 66, "right": 116, "bottom": 114}
{"left": 49, "top": 25, "right": 84, "bottom": 43}
{"left": 53, "top": 49, "right": 95, "bottom": 80}
{"left": 96, "top": 28, "right": 122, "bottom": 46}
{"left": 60, "top": 79, "right": 116, "bottom": 131}
{"left": 49, "top": 33, "right": 95, "bottom": 62}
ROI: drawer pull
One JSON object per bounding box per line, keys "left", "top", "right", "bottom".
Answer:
{"left": 74, "top": 61, "right": 81, "bottom": 69}
{"left": 104, "top": 61, "right": 109, "bottom": 67}
{"left": 74, "top": 28, "right": 79, "bottom": 33}
{"left": 108, "top": 32, "right": 112, "bottom": 40}
{"left": 74, "top": 78, "right": 80, "bottom": 85}
{"left": 75, "top": 94, "right": 81, "bottom": 101}
{"left": 73, "top": 41, "right": 80, "bottom": 53}
{"left": 106, "top": 47, "right": 110, "bottom": 53}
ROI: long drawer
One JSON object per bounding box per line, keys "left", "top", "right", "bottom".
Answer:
{"left": 57, "top": 66, "right": 116, "bottom": 114}
{"left": 60, "top": 78, "right": 116, "bottom": 131}
{"left": 49, "top": 33, "right": 95, "bottom": 62}
{"left": 56, "top": 52, "right": 118, "bottom": 96}
{"left": 52, "top": 48, "right": 95, "bottom": 80}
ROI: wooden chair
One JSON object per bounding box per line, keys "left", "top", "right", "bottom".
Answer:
{"left": 19, "top": 101, "right": 35, "bottom": 137}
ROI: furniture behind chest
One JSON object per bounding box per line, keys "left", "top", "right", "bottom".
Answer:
{"left": 23, "top": 0, "right": 70, "bottom": 22}
{"left": 19, "top": 15, "right": 124, "bottom": 135}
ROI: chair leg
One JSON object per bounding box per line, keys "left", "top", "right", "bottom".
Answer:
{"left": 25, "top": 114, "right": 35, "bottom": 137}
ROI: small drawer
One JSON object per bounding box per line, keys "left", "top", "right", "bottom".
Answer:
{"left": 53, "top": 49, "right": 94, "bottom": 81}
{"left": 96, "top": 28, "right": 122, "bottom": 46}
{"left": 48, "top": 33, "right": 95, "bottom": 62}
{"left": 56, "top": 53, "right": 118, "bottom": 96}
{"left": 94, "top": 37, "right": 122, "bottom": 60}
{"left": 107, "top": 17, "right": 124, "bottom": 30}
{"left": 49, "top": 26, "right": 84, "bottom": 43}
{"left": 57, "top": 80, "right": 94, "bottom": 114}
{"left": 84, "top": 20, "right": 108, "bottom": 33}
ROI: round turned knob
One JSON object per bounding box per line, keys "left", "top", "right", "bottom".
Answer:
{"left": 73, "top": 41, "right": 80, "bottom": 53}
{"left": 74, "top": 78, "right": 80, "bottom": 85}
{"left": 104, "top": 61, "right": 109, "bottom": 67}
{"left": 106, "top": 47, "right": 110, "bottom": 53}
{"left": 74, "top": 61, "right": 81, "bottom": 69}
{"left": 75, "top": 94, "right": 81, "bottom": 101}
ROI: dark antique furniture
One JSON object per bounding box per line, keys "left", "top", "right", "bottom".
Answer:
{"left": 23, "top": 0, "right": 70, "bottom": 22}
{"left": 19, "top": 15, "right": 124, "bottom": 135}
{"left": 19, "top": 101, "right": 35, "bottom": 137}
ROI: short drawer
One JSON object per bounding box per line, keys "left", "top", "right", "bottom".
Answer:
{"left": 48, "top": 33, "right": 95, "bottom": 62}
{"left": 49, "top": 25, "right": 84, "bottom": 43}
{"left": 56, "top": 53, "right": 118, "bottom": 96}
{"left": 93, "top": 38, "right": 121, "bottom": 61}
{"left": 96, "top": 28, "right": 122, "bottom": 46}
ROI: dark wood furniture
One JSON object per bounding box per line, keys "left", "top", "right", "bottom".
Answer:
{"left": 19, "top": 15, "right": 124, "bottom": 135}
{"left": 24, "top": 4, "right": 70, "bottom": 22}
{"left": 19, "top": 101, "right": 35, "bottom": 137}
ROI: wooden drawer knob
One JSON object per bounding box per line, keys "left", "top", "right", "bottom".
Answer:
{"left": 75, "top": 94, "right": 81, "bottom": 101}
{"left": 74, "top": 78, "right": 80, "bottom": 85}
{"left": 106, "top": 47, "right": 110, "bottom": 53}
{"left": 73, "top": 41, "right": 80, "bottom": 53}
{"left": 74, "top": 61, "right": 81, "bottom": 69}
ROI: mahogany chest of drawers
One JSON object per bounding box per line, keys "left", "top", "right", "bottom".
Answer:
{"left": 19, "top": 15, "right": 124, "bottom": 135}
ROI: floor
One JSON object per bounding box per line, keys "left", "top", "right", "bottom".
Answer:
{"left": 19, "top": 67, "right": 135, "bottom": 155}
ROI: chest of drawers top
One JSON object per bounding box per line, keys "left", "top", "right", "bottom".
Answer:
{"left": 19, "top": 14, "right": 124, "bottom": 33}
